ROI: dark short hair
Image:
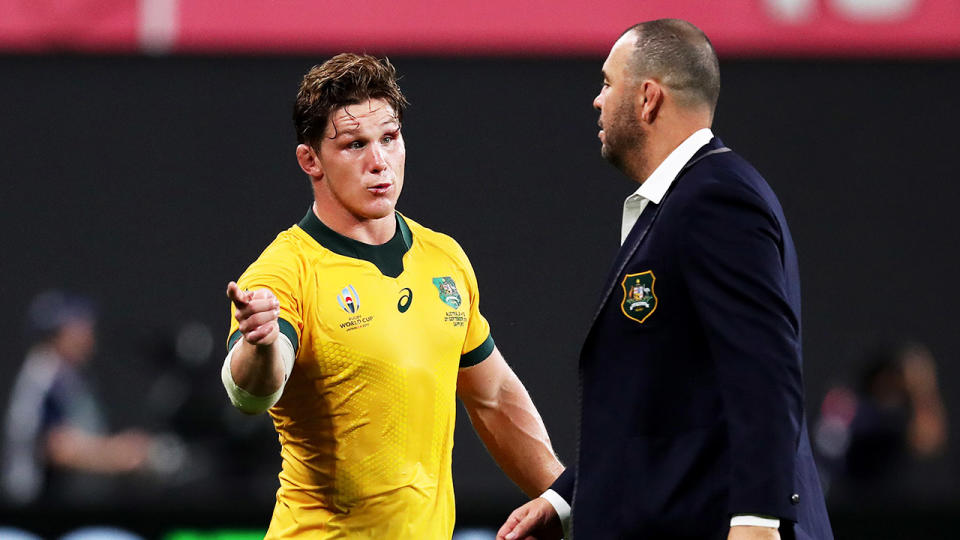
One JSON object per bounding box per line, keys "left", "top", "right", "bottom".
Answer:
{"left": 622, "top": 19, "right": 721, "bottom": 114}
{"left": 293, "top": 53, "right": 409, "bottom": 147}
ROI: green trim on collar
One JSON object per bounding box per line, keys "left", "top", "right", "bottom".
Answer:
{"left": 460, "top": 334, "right": 495, "bottom": 368}
{"left": 297, "top": 209, "right": 412, "bottom": 278}
{"left": 227, "top": 318, "right": 299, "bottom": 353}
{"left": 397, "top": 212, "right": 413, "bottom": 249}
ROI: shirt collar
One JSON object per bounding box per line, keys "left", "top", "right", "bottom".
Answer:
{"left": 629, "top": 127, "right": 714, "bottom": 204}
{"left": 297, "top": 208, "right": 413, "bottom": 278}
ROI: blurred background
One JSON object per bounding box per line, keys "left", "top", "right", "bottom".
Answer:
{"left": 1, "top": 1, "right": 958, "bottom": 538}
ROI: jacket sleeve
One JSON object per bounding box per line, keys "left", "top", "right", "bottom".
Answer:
{"left": 549, "top": 465, "right": 576, "bottom": 503}
{"left": 678, "top": 177, "right": 803, "bottom": 522}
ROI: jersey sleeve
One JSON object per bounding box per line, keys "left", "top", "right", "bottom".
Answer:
{"left": 227, "top": 237, "right": 303, "bottom": 354}
{"left": 456, "top": 245, "right": 494, "bottom": 368}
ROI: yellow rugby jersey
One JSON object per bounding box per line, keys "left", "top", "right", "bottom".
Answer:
{"left": 227, "top": 209, "right": 494, "bottom": 539}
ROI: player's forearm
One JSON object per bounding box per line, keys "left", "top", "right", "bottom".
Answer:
{"left": 464, "top": 376, "right": 564, "bottom": 497}
{"left": 229, "top": 340, "right": 286, "bottom": 396}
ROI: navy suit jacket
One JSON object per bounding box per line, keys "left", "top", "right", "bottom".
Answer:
{"left": 551, "top": 138, "right": 832, "bottom": 539}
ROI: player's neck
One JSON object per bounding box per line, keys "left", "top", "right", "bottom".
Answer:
{"left": 311, "top": 201, "right": 396, "bottom": 245}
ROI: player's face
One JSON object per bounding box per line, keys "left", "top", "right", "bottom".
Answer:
{"left": 594, "top": 34, "right": 645, "bottom": 172}
{"left": 316, "top": 99, "right": 405, "bottom": 221}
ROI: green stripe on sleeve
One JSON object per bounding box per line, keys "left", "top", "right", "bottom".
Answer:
{"left": 460, "top": 334, "right": 495, "bottom": 368}
{"left": 278, "top": 319, "right": 299, "bottom": 352}
{"left": 227, "top": 329, "right": 243, "bottom": 352}
{"left": 226, "top": 318, "right": 299, "bottom": 353}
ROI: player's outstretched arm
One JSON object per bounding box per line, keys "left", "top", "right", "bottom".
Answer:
{"left": 456, "top": 347, "right": 564, "bottom": 497}
{"left": 223, "top": 281, "right": 289, "bottom": 413}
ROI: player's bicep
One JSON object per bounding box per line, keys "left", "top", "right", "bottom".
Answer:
{"left": 457, "top": 346, "right": 509, "bottom": 406}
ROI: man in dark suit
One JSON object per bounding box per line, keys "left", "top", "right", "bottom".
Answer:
{"left": 498, "top": 19, "right": 833, "bottom": 540}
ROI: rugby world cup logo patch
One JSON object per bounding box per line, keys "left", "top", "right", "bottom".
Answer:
{"left": 337, "top": 285, "right": 360, "bottom": 314}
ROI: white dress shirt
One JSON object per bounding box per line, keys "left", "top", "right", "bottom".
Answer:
{"left": 621, "top": 127, "right": 713, "bottom": 244}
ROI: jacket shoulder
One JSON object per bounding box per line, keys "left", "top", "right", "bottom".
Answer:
{"left": 670, "top": 149, "right": 783, "bottom": 217}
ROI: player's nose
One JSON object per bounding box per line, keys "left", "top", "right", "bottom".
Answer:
{"left": 367, "top": 144, "right": 387, "bottom": 173}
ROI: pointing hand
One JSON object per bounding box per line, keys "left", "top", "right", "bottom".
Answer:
{"left": 227, "top": 281, "right": 280, "bottom": 346}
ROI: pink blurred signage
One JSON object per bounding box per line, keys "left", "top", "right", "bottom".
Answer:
{"left": 2, "top": 0, "right": 959, "bottom": 56}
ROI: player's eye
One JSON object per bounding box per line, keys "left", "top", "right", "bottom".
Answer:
{"left": 381, "top": 134, "right": 394, "bottom": 144}
{"left": 348, "top": 140, "right": 364, "bottom": 149}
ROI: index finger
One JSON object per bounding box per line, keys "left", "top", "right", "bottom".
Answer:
{"left": 226, "top": 281, "right": 251, "bottom": 306}
{"left": 496, "top": 511, "right": 523, "bottom": 539}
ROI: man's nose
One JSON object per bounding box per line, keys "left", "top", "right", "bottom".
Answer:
{"left": 368, "top": 144, "right": 387, "bottom": 172}
{"left": 593, "top": 93, "right": 603, "bottom": 111}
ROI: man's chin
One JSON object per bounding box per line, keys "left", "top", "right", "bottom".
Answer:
{"left": 359, "top": 201, "right": 397, "bottom": 220}
{"left": 601, "top": 144, "right": 620, "bottom": 166}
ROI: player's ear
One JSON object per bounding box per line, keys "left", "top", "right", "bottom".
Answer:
{"left": 296, "top": 143, "right": 324, "bottom": 179}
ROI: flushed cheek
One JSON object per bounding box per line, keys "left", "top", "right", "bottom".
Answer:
{"left": 390, "top": 150, "right": 406, "bottom": 172}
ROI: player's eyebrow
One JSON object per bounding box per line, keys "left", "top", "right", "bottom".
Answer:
{"left": 328, "top": 113, "right": 400, "bottom": 140}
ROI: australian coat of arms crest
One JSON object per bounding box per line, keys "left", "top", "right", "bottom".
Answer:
{"left": 432, "top": 276, "right": 462, "bottom": 309}
{"left": 620, "top": 271, "right": 657, "bottom": 323}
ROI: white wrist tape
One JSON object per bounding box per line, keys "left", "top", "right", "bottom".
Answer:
{"left": 221, "top": 333, "right": 295, "bottom": 414}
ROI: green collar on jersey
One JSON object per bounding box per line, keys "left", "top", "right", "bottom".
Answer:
{"left": 298, "top": 209, "right": 412, "bottom": 278}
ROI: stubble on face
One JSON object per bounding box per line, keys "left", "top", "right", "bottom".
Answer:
{"left": 602, "top": 89, "right": 646, "bottom": 178}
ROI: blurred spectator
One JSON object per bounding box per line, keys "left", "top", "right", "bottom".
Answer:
{"left": 815, "top": 341, "right": 950, "bottom": 505}
{"left": 60, "top": 526, "right": 146, "bottom": 540}
{"left": 1, "top": 291, "right": 156, "bottom": 506}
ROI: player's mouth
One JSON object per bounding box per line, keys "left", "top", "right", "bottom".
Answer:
{"left": 368, "top": 182, "right": 393, "bottom": 195}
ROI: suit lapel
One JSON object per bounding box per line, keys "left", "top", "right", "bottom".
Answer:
{"left": 584, "top": 138, "right": 731, "bottom": 334}
{"left": 587, "top": 199, "right": 663, "bottom": 329}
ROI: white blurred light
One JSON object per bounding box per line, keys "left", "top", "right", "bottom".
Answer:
{"left": 147, "top": 433, "right": 187, "bottom": 475}
{"left": 175, "top": 321, "right": 214, "bottom": 366}
{"left": 766, "top": 0, "right": 918, "bottom": 23}
{"left": 139, "top": 0, "right": 179, "bottom": 54}
{"left": 833, "top": 0, "right": 917, "bottom": 21}
{"left": 766, "top": 0, "right": 817, "bottom": 23}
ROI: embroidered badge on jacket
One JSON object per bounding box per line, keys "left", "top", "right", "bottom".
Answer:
{"left": 620, "top": 271, "right": 657, "bottom": 323}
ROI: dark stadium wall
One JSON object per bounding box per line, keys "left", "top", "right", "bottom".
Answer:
{"left": 1, "top": 56, "right": 958, "bottom": 526}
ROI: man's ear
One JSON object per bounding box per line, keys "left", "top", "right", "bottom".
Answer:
{"left": 296, "top": 143, "right": 324, "bottom": 179}
{"left": 637, "top": 80, "right": 663, "bottom": 124}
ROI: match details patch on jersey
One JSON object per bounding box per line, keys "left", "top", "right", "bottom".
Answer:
{"left": 620, "top": 271, "right": 657, "bottom": 324}
{"left": 432, "top": 277, "right": 462, "bottom": 309}
{"left": 337, "top": 285, "right": 360, "bottom": 314}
